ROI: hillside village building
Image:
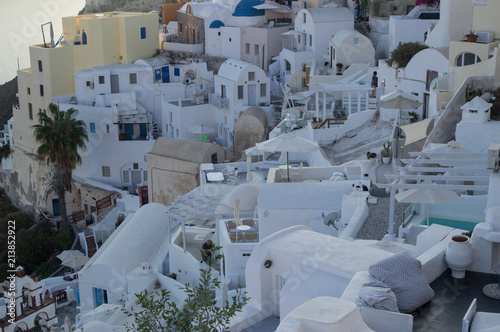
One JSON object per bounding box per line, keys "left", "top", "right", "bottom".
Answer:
{"left": 4, "top": 12, "right": 158, "bottom": 218}
{"left": 7, "top": 0, "right": 500, "bottom": 331}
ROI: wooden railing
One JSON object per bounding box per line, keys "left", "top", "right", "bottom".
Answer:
{"left": 317, "top": 118, "right": 345, "bottom": 129}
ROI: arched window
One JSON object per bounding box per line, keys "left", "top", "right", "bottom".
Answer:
{"left": 186, "top": 5, "right": 193, "bottom": 15}
{"left": 456, "top": 52, "right": 482, "bottom": 67}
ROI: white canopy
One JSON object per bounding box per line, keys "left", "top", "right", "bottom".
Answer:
{"left": 379, "top": 90, "right": 422, "bottom": 109}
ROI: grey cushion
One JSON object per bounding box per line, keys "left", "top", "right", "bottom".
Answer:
{"left": 368, "top": 251, "right": 434, "bottom": 313}
{"left": 355, "top": 280, "right": 399, "bottom": 312}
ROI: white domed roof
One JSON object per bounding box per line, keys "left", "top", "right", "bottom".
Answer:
{"left": 215, "top": 184, "right": 260, "bottom": 215}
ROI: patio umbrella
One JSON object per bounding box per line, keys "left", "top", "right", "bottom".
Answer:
{"left": 222, "top": 282, "right": 228, "bottom": 305}
{"left": 256, "top": 133, "right": 319, "bottom": 181}
{"left": 234, "top": 199, "right": 241, "bottom": 226}
{"left": 395, "top": 180, "right": 460, "bottom": 226}
{"left": 61, "top": 255, "right": 90, "bottom": 268}
{"left": 379, "top": 90, "right": 422, "bottom": 110}
{"left": 57, "top": 250, "right": 84, "bottom": 261}
{"left": 246, "top": 154, "right": 253, "bottom": 182}
{"left": 64, "top": 316, "right": 72, "bottom": 332}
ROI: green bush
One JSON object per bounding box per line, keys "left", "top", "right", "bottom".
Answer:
{"left": 0, "top": 211, "right": 34, "bottom": 234}
{"left": 57, "top": 226, "right": 75, "bottom": 250}
{"left": 34, "top": 259, "right": 61, "bottom": 279}
{"left": 16, "top": 223, "right": 57, "bottom": 275}
{"left": 388, "top": 42, "right": 429, "bottom": 68}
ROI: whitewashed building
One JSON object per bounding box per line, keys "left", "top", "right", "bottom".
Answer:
{"left": 378, "top": 47, "right": 449, "bottom": 120}
{"left": 279, "top": 6, "right": 354, "bottom": 85}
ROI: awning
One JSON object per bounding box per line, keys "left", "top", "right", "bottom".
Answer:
{"left": 401, "top": 117, "right": 434, "bottom": 146}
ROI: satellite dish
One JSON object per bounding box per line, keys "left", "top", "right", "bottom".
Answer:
{"left": 323, "top": 212, "right": 339, "bottom": 226}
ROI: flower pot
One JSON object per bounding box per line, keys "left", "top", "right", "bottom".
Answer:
{"left": 311, "top": 117, "right": 318, "bottom": 129}
{"left": 467, "top": 36, "right": 478, "bottom": 43}
{"left": 445, "top": 235, "right": 473, "bottom": 279}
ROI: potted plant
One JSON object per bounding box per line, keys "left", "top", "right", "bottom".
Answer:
{"left": 302, "top": 63, "right": 307, "bottom": 72}
{"left": 408, "top": 111, "right": 419, "bottom": 122}
{"left": 466, "top": 30, "right": 478, "bottom": 43}
{"left": 336, "top": 63, "right": 344, "bottom": 75}
{"left": 381, "top": 141, "right": 392, "bottom": 164}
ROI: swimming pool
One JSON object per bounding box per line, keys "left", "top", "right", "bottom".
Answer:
{"left": 422, "top": 217, "right": 481, "bottom": 231}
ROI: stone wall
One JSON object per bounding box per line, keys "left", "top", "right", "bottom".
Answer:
{"left": 177, "top": 11, "right": 205, "bottom": 47}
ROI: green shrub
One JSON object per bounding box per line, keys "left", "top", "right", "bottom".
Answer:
{"left": 57, "top": 226, "right": 75, "bottom": 250}
{"left": 0, "top": 211, "right": 34, "bottom": 234}
{"left": 34, "top": 259, "right": 61, "bottom": 279}
{"left": 388, "top": 42, "right": 429, "bottom": 68}
{"left": 16, "top": 223, "right": 57, "bottom": 275}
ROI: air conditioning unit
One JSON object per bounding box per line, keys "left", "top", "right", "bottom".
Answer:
{"left": 487, "top": 143, "right": 500, "bottom": 170}
{"left": 476, "top": 31, "right": 493, "bottom": 44}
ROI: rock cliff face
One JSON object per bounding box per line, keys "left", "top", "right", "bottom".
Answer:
{"left": 0, "top": 77, "right": 18, "bottom": 127}
{"left": 83, "top": 0, "right": 164, "bottom": 14}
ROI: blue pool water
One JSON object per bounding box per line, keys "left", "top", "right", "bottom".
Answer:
{"left": 422, "top": 217, "right": 480, "bottom": 231}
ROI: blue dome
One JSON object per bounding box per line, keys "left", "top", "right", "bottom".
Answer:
{"left": 209, "top": 20, "right": 225, "bottom": 28}
{"left": 233, "top": 0, "right": 265, "bottom": 17}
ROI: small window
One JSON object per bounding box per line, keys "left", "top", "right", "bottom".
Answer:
{"left": 245, "top": 43, "right": 250, "bottom": 54}
{"left": 122, "top": 170, "right": 130, "bottom": 183}
{"left": 303, "top": 13, "right": 306, "bottom": 23}
{"left": 238, "top": 85, "right": 244, "bottom": 99}
{"left": 260, "top": 83, "right": 266, "bottom": 97}
{"left": 38, "top": 60, "right": 43, "bottom": 72}
{"left": 229, "top": 38, "right": 232, "bottom": 42}
{"left": 28, "top": 103, "right": 33, "bottom": 120}
{"left": 143, "top": 170, "right": 148, "bottom": 181}
{"left": 140, "top": 26, "right": 147, "bottom": 40}
{"left": 218, "top": 31, "right": 220, "bottom": 36}
{"left": 90, "top": 122, "right": 96, "bottom": 133}
{"left": 176, "top": 128, "right": 179, "bottom": 138}
{"left": 174, "top": 68, "right": 180, "bottom": 76}
{"left": 40, "top": 85, "right": 44, "bottom": 97}
{"left": 86, "top": 81, "right": 91, "bottom": 86}
{"left": 254, "top": 44, "right": 259, "bottom": 55}
{"left": 129, "top": 73, "right": 137, "bottom": 84}
{"left": 165, "top": 124, "right": 169, "bottom": 133}
{"left": 102, "top": 166, "right": 111, "bottom": 177}
{"left": 309, "top": 35, "right": 312, "bottom": 46}
{"left": 99, "top": 76, "right": 105, "bottom": 84}
{"left": 133, "top": 163, "right": 139, "bottom": 170}
{"left": 106, "top": 124, "right": 110, "bottom": 133}
{"left": 248, "top": 72, "right": 255, "bottom": 81}
{"left": 179, "top": 23, "right": 182, "bottom": 33}
{"left": 27, "top": 87, "right": 30, "bottom": 95}
{"left": 354, "top": 37, "right": 359, "bottom": 45}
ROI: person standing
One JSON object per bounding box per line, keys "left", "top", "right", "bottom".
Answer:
{"left": 201, "top": 240, "right": 214, "bottom": 263}
{"left": 371, "top": 71, "right": 378, "bottom": 98}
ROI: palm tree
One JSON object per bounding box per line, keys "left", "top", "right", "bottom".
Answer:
{"left": 33, "top": 103, "right": 88, "bottom": 228}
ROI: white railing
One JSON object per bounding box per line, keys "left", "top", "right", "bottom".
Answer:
{"left": 209, "top": 93, "right": 229, "bottom": 108}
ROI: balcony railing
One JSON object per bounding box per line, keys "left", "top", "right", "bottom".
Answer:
{"left": 209, "top": 93, "right": 229, "bottom": 108}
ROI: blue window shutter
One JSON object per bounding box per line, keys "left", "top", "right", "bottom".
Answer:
{"left": 174, "top": 68, "right": 180, "bottom": 76}
{"left": 90, "top": 123, "right": 96, "bottom": 133}
{"left": 40, "top": 85, "right": 44, "bottom": 97}
{"left": 140, "top": 27, "right": 147, "bottom": 39}
{"left": 155, "top": 69, "right": 161, "bottom": 81}
{"left": 75, "top": 288, "right": 80, "bottom": 306}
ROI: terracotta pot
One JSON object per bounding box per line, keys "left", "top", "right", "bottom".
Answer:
{"left": 445, "top": 235, "right": 473, "bottom": 279}
{"left": 311, "top": 117, "right": 318, "bottom": 129}
{"left": 467, "top": 36, "right": 478, "bottom": 43}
